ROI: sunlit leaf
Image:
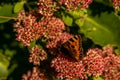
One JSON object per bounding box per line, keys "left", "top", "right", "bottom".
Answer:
{"left": 14, "top": 1, "right": 26, "bottom": 13}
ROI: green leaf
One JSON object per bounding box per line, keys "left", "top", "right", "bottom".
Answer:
{"left": 73, "top": 78, "right": 79, "bottom": 80}
{"left": 75, "top": 18, "right": 85, "bottom": 27}
{"left": 115, "top": 48, "right": 120, "bottom": 55}
{"left": 77, "top": 12, "right": 120, "bottom": 53}
{"left": 62, "top": 13, "right": 73, "bottom": 26}
{"left": 0, "top": 4, "right": 17, "bottom": 23}
{"left": 0, "top": 63, "right": 8, "bottom": 76}
{"left": 0, "top": 53, "right": 9, "bottom": 77}
{"left": 93, "top": 76, "right": 104, "bottom": 80}
{"left": 30, "top": 40, "right": 36, "bottom": 49}
{"left": 14, "top": 1, "right": 26, "bottom": 13}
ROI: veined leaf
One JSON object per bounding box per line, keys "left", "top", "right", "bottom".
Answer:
{"left": 76, "top": 12, "right": 120, "bottom": 53}
{"left": 0, "top": 4, "right": 17, "bottom": 23}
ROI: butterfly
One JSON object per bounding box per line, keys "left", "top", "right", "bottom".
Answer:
{"left": 61, "top": 35, "right": 83, "bottom": 61}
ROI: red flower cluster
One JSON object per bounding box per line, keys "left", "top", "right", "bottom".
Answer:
{"left": 14, "top": 10, "right": 42, "bottom": 46}
{"left": 14, "top": 11, "right": 66, "bottom": 47}
{"left": 83, "top": 49, "right": 104, "bottom": 77}
{"left": 51, "top": 46, "right": 120, "bottom": 80}
{"left": 29, "top": 45, "right": 47, "bottom": 65}
{"left": 112, "top": 0, "right": 120, "bottom": 9}
{"left": 51, "top": 53, "right": 86, "bottom": 80}
{"left": 38, "top": 0, "right": 57, "bottom": 17}
{"left": 102, "top": 46, "right": 120, "bottom": 80}
{"left": 58, "top": 0, "right": 92, "bottom": 10}
{"left": 40, "top": 17, "right": 66, "bottom": 48}
{"left": 38, "top": 0, "right": 93, "bottom": 17}
{"left": 22, "top": 67, "right": 48, "bottom": 80}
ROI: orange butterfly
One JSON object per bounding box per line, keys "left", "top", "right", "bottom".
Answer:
{"left": 61, "top": 35, "right": 83, "bottom": 61}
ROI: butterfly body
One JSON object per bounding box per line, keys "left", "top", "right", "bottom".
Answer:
{"left": 62, "top": 35, "right": 83, "bottom": 61}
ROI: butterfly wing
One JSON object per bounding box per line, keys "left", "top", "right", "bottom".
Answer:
{"left": 62, "top": 35, "right": 83, "bottom": 61}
